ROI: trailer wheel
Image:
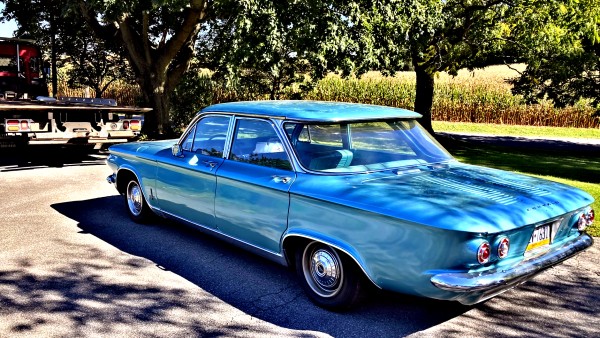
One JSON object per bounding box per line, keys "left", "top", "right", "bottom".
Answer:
{"left": 125, "top": 178, "right": 153, "bottom": 223}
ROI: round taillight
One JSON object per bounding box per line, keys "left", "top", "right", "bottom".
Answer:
{"left": 477, "top": 241, "right": 491, "bottom": 264}
{"left": 578, "top": 214, "right": 587, "bottom": 231}
{"left": 497, "top": 237, "right": 510, "bottom": 259}
{"left": 578, "top": 208, "right": 595, "bottom": 231}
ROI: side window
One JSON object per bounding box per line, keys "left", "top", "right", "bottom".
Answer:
{"left": 191, "top": 116, "right": 230, "bottom": 157}
{"left": 350, "top": 122, "right": 415, "bottom": 155}
{"left": 30, "top": 57, "right": 40, "bottom": 73}
{"left": 181, "top": 125, "right": 196, "bottom": 151}
{"left": 307, "top": 124, "right": 342, "bottom": 147}
{"left": 284, "top": 123, "right": 310, "bottom": 142}
{"left": 0, "top": 55, "right": 18, "bottom": 72}
{"left": 230, "top": 119, "right": 292, "bottom": 170}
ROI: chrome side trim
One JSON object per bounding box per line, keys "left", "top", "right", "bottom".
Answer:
{"left": 154, "top": 208, "right": 288, "bottom": 266}
{"left": 281, "top": 233, "right": 382, "bottom": 289}
{"left": 430, "top": 233, "right": 593, "bottom": 302}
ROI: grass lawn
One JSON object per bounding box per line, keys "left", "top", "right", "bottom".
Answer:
{"left": 438, "top": 131, "right": 600, "bottom": 237}
{"left": 433, "top": 121, "right": 600, "bottom": 139}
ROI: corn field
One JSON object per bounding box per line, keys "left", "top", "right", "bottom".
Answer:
{"left": 55, "top": 80, "right": 142, "bottom": 107}
{"left": 56, "top": 64, "right": 600, "bottom": 129}
{"left": 306, "top": 72, "right": 600, "bottom": 129}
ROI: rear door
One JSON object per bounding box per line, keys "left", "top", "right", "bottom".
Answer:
{"left": 214, "top": 118, "right": 295, "bottom": 254}
{"left": 155, "top": 115, "right": 231, "bottom": 228}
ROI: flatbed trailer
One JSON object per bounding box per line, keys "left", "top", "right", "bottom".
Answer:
{"left": 0, "top": 97, "right": 151, "bottom": 147}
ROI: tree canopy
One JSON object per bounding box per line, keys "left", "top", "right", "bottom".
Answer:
{"left": 2, "top": 0, "right": 598, "bottom": 136}
{"left": 509, "top": 0, "right": 600, "bottom": 110}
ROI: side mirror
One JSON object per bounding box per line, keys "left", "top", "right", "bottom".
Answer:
{"left": 171, "top": 144, "right": 183, "bottom": 157}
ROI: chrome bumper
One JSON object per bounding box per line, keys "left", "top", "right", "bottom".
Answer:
{"left": 106, "top": 173, "right": 116, "bottom": 185}
{"left": 430, "top": 233, "right": 593, "bottom": 304}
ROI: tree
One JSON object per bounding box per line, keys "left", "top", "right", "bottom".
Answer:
{"left": 64, "top": 36, "right": 132, "bottom": 98}
{"left": 359, "top": 1, "right": 515, "bottom": 133}
{"left": 198, "top": 1, "right": 365, "bottom": 100}
{"left": 76, "top": 0, "right": 209, "bottom": 136}
{"left": 509, "top": 0, "right": 600, "bottom": 110}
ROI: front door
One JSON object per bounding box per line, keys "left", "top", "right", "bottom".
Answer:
{"left": 155, "top": 115, "right": 231, "bottom": 228}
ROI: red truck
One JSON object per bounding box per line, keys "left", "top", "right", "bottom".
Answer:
{"left": 0, "top": 37, "right": 149, "bottom": 147}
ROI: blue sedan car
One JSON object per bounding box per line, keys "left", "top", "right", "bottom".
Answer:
{"left": 106, "top": 101, "right": 594, "bottom": 310}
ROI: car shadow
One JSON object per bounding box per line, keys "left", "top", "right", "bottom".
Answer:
{"left": 0, "top": 145, "right": 107, "bottom": 172}
{"left": 50, "top": 196, "right": 472, "bottom": 337}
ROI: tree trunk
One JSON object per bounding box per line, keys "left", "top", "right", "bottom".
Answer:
{"left": 50, "top": 12, "right": 58, "bottom": 98}
{"left": 413, "top": 62, "right": 435, "bottom": 135}
{"left": 140, "top": 72, "right": 173, "bottom": 138}
{"left": 76, "top": 1, "right": 207, "bottom": 138}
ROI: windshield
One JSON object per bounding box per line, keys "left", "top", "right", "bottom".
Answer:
{"left": 284, "top": 119, "right": 453, "bottom": 173}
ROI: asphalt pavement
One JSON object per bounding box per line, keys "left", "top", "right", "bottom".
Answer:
{"left": 0, "top": 145, "right": 598, "bottom": 337}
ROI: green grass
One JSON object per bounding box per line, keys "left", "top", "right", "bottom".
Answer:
{"left": 433, "top": 121, "right": 600, "bottom": 139}
{"left": 439, "top": 134, "right": 600, "bottom": 236}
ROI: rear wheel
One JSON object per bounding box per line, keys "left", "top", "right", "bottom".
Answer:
{"left": 295, "top": 241, "right": 363, "bottom": 311}
{"left": 125, "top": 178, "right": 153, "bottom": 223}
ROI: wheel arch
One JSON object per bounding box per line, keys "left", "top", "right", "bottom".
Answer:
{"left": 282, "top": 230, "right": 381, "bottom": 289}
{"left": 115, "top": 167, "right": 142, "bottom": 195}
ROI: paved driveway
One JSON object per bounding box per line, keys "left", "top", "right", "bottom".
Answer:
{"left": 0, "top": 147, "right": 598, "bottom": 337}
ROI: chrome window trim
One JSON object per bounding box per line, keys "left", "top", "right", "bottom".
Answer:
{"left": 176, "top": 113, "right": 234, "bottom": 160}
{"left": 228, "top": 115, "right": 298, "bottom": 172}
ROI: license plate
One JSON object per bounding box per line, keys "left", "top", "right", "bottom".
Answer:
{"left": 526, "top": 224, "right": 551, "bottom": 251}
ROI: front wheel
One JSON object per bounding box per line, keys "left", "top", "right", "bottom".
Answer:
{"left": 295, "top": 241, "right": 364, "bottom": 311}
{"left": 125, "top": 178, "right": 153, "bottom": 223}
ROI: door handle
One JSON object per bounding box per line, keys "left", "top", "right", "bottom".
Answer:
{"left": 272, "top": 175, "right": 291, "bottom": 184}
{"left": 202, "top": 160, "right": 217, "bottom": 170}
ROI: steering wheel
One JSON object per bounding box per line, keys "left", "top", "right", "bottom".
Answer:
{"left": 208, "top": 134, "right": 227, "bottom": 141}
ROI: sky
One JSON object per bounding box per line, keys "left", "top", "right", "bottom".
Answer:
{"left": 0, "top": 4, "right": 17, "bottom": 38}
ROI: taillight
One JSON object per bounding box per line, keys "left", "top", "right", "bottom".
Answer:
{"left": 497, "top": 237, "right": 510, "bottom": 259}
{"left": 477, "top": 241, "right": 491, "bottom": 264}
{"left": 130, "top": 119, "right": 141, "bottom": 131}
{"left": 7, "top": 119, "right": 19, "bottom": 131}
{"left": 578, "top": 207, "right": 595, "bottom": 231}
{"left": 6, "top": 119, "right": 30, "bottom": 132}
{"left": 122, "top": 120, "right": 130, "bottom": 130}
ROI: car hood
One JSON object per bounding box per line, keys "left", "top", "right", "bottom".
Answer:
{"left": 290, "top": 162, "right": 594, "bottom": 233}
{"left": 109, "top": 139, "right": 177, "bottom": 157}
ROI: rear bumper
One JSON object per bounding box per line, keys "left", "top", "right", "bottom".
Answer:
{"left": 430, "top": 233, "right": 593, "bottom": 305}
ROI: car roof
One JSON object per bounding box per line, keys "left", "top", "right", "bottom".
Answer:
{"left": 201, "top": 100, "right": 422, "bottom": 122}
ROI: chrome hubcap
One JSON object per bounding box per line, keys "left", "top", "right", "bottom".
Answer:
{"left": 303, "top": 243, "right": 343, "bottom": 297}
{"left": 127, "top": 181, "right": 143, "bottom": 216}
